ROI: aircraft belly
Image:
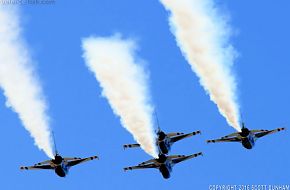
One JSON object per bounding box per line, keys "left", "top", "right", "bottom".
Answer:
{"left": 158, "top": 141, "right": 169, "bottom": 154}
{"left": 159, "top": 164, "right": 171, "bottom": 179}
{"left": 55, "top": 165, "right": 66, "bottom": 177}
{"left": 242, "top": 139, "right": 253, "bottom": 149}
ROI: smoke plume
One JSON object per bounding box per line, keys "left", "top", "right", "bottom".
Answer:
{"left": 0, "top": 7, "right": 54, "bottom": 158}
{"left": 82, "top": 35, "right": 158, "bottom": 157}
{"left": 160, "top": 0, "right": 241, "bottom": 131}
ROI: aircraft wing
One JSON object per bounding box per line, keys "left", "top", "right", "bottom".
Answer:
{"left": 170, "top": 130, "right": 201, "bottom": 143}
{"left": 207, "top": 137, "right": 241, "bottom": 143}
{"left": 67, "top": 156, "right": 98, "bottom": 167}
{"left": 166, "top": 132, "right": 184, "bottom": 137}
{"left": 254, "top": 127, "right": 285, "bottom": 138}
{"left": 250, "top": 129, "right": 269, "bottom": 133}
{"left": 139, "top": 158, "right": 159, "bottom": 166}
{"left": 63, "top": 157, "right": 82, "bottom": 161}
{"left": 124, "top": 163, "right": 159, "bottom": 171}
{"left": 123, "top": 144, "right": 140, "bottom": 149}
{"left": 20, "top": 165, "right": 53, "bottom": 170}
{"left": 172, "top": 152, "right": 203, "bottom": 164}
{"left": 34, "top": 160, "right": 52, "bottom": 166}
{"left": 221, "top": 132, "right": 240, "bottom": 139}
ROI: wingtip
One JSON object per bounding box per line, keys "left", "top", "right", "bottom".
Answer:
{"left": 90, "top": 156, "right": 98, "bottom": 160}
{"left": 207, "top": 139, "right": 216, "bottom": 143}
{"left": 123, "top": 167, "right": 132, "bottom": 172}
{"left": 277, "top": 127, "right": 286, "bottom": 132}
{"left": 192, "top": 131, "right": 201, "bottom": 135}
{"left": 195, "top": 152, "right": 203, "bottom": 156}
{"left": 20, "top": 166, "right": 27, "bottom": 170}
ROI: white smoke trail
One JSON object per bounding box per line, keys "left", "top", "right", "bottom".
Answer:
{"left": 82, "top": 35, "right": 158, "bottom": 158}
{"left": 0, "top": 7, "right": 54, "bottom": 158}
{"left": 160, "top": 0, "right": 241, "bottom": 131}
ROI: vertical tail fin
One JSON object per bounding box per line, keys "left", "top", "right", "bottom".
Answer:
{"left": 154, "top": 110, "right": 161, "bottom": 133}
{"left": 240, "top": 113, "right": 245, "bottom": 129}
{"left": 52, "top": 131, "right": 58, "bottom": 156}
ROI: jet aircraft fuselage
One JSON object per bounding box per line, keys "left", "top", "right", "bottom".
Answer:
{"left": 156, "top": 154, "right": 173, "bottom": 179}
{"left": 240, "top": 127, "right": 256, "bottom": 149}
{"left": 53, "top": 154, "right": 69, "bottom": 177}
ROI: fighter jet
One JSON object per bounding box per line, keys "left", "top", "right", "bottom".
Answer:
{"left": 206, "top": 122, "right": 286, "bottom": 149}
{"left": 124, "top": 152, "right": 203, "bottom": 179}
{"left": 124, "top": 128, "right": 201, "bottom": 154}
{"left": 20, "top": 133, "right": 98, "bottom": 177}
{"left": 124, "top": 114, "right": 201, "bottom": 154}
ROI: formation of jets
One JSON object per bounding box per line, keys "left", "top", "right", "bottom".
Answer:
{"left": 20, "top": 119, "right": 286, "bottom": 179}
{"left": 123, "top": 115, "right": 202, "bottom": 179}
{"left": 123, "top": 127, "right": 202, "bottom": 179}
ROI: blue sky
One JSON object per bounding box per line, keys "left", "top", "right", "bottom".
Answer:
{"left": 0, "top": 0, "right": 289, "bottom": 189}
